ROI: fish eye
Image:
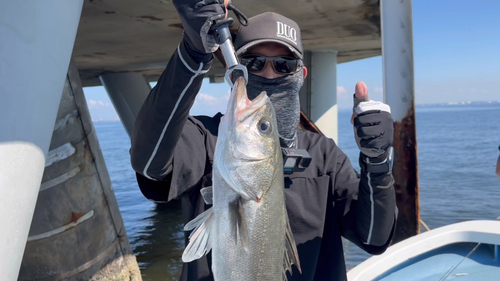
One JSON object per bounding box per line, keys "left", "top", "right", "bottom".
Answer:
{"left": 258, "top": 120, "right": 272, "bottom": 135}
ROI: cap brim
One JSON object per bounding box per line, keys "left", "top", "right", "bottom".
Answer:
{"left": 235, "top": 39, "right": 303, "bottom": 60}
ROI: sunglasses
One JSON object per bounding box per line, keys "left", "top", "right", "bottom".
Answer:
{"left": 240, "top": 55, "right": 302, "bottom": 75}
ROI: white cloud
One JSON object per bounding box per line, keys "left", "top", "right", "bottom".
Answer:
{"left": 374, "top": 87, "right": 383, "bottom": 93}
{"left": 195, "top": 93, "right": 229, "bottom": 106}
{"left": 87, "top": 99, "right": 113, "bottom": 109}
{"left": 337, "top": 86, "right": 347, "bottom": 95}
{"left": 197, "top": 93, "right": 218, "bottom": 103}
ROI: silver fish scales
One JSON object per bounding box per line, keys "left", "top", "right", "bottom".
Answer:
{"left": 182, "top": 77, "right": 301, "bottom": 280}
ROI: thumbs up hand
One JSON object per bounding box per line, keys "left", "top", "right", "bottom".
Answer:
{"left": 351, "top": 82, "right": 393, "bottom": 161}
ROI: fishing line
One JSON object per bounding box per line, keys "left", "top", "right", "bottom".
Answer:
{"left": 438, "top": 242, "right": 481, "bottom": 281}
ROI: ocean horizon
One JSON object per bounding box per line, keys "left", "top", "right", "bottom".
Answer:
{"left": 91, "top": 100, "right": 500, "bottom": 123}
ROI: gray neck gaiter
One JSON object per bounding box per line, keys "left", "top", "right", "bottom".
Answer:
{"left": 234, "top": 69, "right": 304, "bottom": 148}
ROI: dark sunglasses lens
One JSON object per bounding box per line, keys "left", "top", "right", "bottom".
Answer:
{"left": 241, "top": 56, "right": 267, "bottom": 72}
{"left": 273, "top": 57, "right": 298, "bottom": 74}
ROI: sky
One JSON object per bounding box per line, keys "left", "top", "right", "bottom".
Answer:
{"left": 83, "top": 0, "right": 500, "bottom": 121}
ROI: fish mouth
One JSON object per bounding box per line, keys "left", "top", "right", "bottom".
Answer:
{"left": 233, "top": 77, "right": 268, "bottom": 123}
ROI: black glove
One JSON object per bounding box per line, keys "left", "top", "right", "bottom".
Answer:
{"left": 353, "top": 109, "right": 394, "bottom": 159}
{"left": 173, "top": 0, "right": 226, "bottom": 60}
{"left": 351, "top": 81, "right": 394, "bottom": 173}
{"left": 354, "top": 107, "right": 394, "bottom": 174}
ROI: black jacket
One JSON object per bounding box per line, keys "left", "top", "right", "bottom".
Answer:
{"left": 130, "top": 42, "right": 397, "bottom": 281}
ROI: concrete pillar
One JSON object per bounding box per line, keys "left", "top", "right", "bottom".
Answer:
{"left": 381, "top": 0, "right": 420, "bottom": 243}
{"left": 0, "top": 1, "right": 83, "bottom": 279}
{"left": 309, "top": 51, "right": 339, "bottom": 143}
{"left": 299, "top": 51, "right": 312, "bottom": 117}
{"left": 100, "top": 73, "right": 151, "bottom": 138}
{"left": 19, "top": 60, "right": 142, "bottom": 280}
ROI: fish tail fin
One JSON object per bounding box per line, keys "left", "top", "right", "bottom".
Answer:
{"left": 230, "top": 196, "right": 250, "bottom": 251}
{"left": 182, "top": 207, "right": 214, "bottom": 262}
{"left": 283, "top": 211, "right": 301, "bottom": 278}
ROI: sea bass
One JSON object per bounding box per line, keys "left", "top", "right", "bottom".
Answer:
{"left": 182, "top": 77, "right": 301, "bottom": 280}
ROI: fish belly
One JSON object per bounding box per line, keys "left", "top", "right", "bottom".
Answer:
{"left": 212, "top": 172, "right": 287, "bottom": 281}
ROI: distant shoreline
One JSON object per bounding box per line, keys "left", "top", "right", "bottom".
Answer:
{"left": 91, "top": 101, "right": 500, "bottom": 122}
{"left": 92, "top": 120, "right": 121, "bottom": 123}
{"left": 416, "top": 100, "right": 500, "bottom": 107}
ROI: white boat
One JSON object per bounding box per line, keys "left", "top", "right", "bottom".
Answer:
{"left": 347, "top": 220, "right": 500, "bottom": 281}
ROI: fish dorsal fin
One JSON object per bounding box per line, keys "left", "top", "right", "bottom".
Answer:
{"left": 182, "top": 207, "right": 214, "bottom": 262}
{"left": 283, "top": 211, "right": 301, "bottom": 279}
{"left": 229, "top": 197, "right": 250, "bottom": 251}
{"left": 200, "top": 186, "right": 213, "bottom": 205}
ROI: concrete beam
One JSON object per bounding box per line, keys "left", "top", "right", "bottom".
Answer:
{"left": 75, "top": 0, "right": 382, "bottom": 86}
{"left": 0, "top": 1, "right": 83, "bottom": 279}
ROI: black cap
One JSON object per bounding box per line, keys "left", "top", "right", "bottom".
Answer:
{"left": 233, "top": 12, "right": 303, "bottom": 59}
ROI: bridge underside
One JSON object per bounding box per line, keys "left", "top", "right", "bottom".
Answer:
{"left": 74, "top": 0, "right": 381, "bottom": 87}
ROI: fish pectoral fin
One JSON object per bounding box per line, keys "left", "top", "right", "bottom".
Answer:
{"left": 200, "top": 186, "right": 213, "bottom": 205}
{"left": 229, "top": 197, "right": 250, "bottom": 251}
{"left": 283, "top": 212, "right": 301, "bottom": 277}
{"left": 237, "top": 198, "right": 250, "bottom": 251}
{"left": 182, "top": 207, "right": 214, "bottom": 263}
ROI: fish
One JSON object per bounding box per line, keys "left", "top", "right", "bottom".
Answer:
{"left": 181, "top": 76, "right": 301, "bottom": 280}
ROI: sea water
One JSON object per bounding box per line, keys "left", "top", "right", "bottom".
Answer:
{"left": 94, "top": 103, "right": 500, "bottom": 280}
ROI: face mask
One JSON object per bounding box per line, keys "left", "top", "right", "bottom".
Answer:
{"left": 233, "top": 69, "right": 304, "bottom": 148}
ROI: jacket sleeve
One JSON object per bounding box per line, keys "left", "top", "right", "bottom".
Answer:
{"left": 130, "top": 41, "right": 212, "bottom": 182}
{"left": 331, "top": 145, "right": 397, "bottom": 254}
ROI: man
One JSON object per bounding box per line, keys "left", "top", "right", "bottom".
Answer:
{"left": 130, "top": 1, "right": 397, "bottom": 280}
